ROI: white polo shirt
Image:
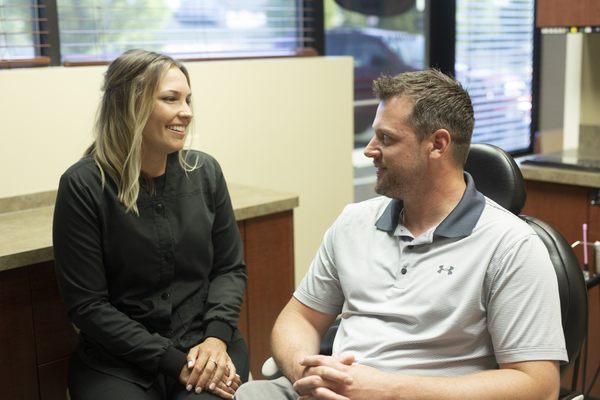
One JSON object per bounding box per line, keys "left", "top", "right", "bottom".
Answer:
{"left": 295, "top": 173, "right": 567, "bottom": 376}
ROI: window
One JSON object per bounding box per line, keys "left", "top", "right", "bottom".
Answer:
{"left": 56, "top": 0, "right": 317, "bottom": 64}
{"left": 1, "top": 0, "right": 320, "bottom": 67}
{"left": 324, "top": 0, "right": 427, "bottom": 148}
{"left": 0, "top": 1, "right": 50, "bottom": 66}
{"left": 455, "top": 0, "right": 536, "bottom": 153}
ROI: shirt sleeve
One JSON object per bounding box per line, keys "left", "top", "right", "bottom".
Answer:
{"left": 53, "top": 172, "right": 187, "bottom": 380}
{"left": 486, "top": 233, "right": 568, "bottom": 364}
{"left": 201, "top": 159, "right": 247, "bottom": 345}
{"left": 294, "top": 215, "right": 344, "bottom": 315}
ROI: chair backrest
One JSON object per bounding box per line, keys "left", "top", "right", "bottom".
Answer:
{"left": 464, "top": 143, "right": 527, "bottom": 214}
{"left": 465, "top": 143, "right": 588, "bottom": 375}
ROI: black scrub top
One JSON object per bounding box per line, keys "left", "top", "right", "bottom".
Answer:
{"left": 53, "top": 150, "right": 247, "bottom": 388}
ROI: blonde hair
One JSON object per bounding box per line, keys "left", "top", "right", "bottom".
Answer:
{"left": 85, "top": 49, "right": 197, "bottom": 215}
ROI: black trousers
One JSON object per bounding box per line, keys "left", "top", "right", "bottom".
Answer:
{"left": 68, "top": 338, "right": 249, "bottom": 400}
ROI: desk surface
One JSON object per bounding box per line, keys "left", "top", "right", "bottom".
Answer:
{"left": 0, "top": 183, "right": 298, "bottom": 272}
{"left": 518, "top": 149, "right": 600, "bottom": 188}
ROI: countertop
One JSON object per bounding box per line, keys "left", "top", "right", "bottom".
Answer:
{"left": 517, "top": 149, "right": 600, "bottom": 188}
{"left": 0, "top": 183, "right": 298, "bottom": 272}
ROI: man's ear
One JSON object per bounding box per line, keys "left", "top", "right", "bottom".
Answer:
{"left": 429, "top": 129, "right": 451, "bottom": 160}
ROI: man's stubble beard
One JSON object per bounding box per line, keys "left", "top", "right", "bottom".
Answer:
{"left": 374, "top": 162, "right": 426, "bottom": 200}
{"left": 375, "top": 171, "right": 408, "bottom": 200}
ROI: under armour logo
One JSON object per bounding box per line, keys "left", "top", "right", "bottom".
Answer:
{"left": 437, "top": 265, "right": 454, "bottom": 275}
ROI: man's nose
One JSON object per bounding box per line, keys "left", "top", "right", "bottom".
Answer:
{"left": 364, "top": 135, "right": 379, "bottom": 158}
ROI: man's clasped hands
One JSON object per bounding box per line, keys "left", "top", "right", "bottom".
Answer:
{"left": 293, "top": 353, "right": 391, "bottom": 400}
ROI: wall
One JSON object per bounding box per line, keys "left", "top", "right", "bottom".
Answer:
{"left": 580, "top": 34, "right": 600, "bottom": 126}
{"left": 538, "top": 34, "right": 566, "bottom": 153}
{"left": 0, "top": 57, "right": 354, "bottom": 285}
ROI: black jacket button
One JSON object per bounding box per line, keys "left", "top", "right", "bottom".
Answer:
{"left": 161, "top": 292, "right": 170, "bottom": 300}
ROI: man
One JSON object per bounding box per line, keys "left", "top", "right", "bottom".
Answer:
{"left": 236, "top": 70, "right": 566, "bottom": 400}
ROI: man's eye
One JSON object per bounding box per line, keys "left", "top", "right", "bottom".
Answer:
{"left": 382, "top": 135, "right": 391, "bottom": 145}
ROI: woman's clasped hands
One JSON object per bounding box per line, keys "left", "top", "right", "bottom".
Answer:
{"left": 179, "top": 337, "right": 242, "bottom": 399}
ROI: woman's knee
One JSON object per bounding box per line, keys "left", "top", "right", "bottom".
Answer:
{"left": 68, "top": 354, "right": 160, "bottom": 400}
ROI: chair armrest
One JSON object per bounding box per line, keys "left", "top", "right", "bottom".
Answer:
{"left": 559, "top": 390, "right": 583, "bottom": 400}
{"left": 261, "top": 357, "right": 284, "bottom": 380}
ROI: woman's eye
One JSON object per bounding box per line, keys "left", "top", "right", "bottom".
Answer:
{"left": 162, "top": 97, "right": 176, "bottom": 102}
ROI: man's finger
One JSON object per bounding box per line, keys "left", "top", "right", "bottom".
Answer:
{"left": 293, "top": 375, "right": 331, "bottom": 396}
{"left": 311, "top": 386, "right": 350, "bottom": 400}
{"left": 335, "top": 353, "right": 355, "bottom": 366}
{"left": 300, "top": 355, "right": 332, "bottom": 367}
{"left": 311, "top": 366, "right": 353, "bottom": 385}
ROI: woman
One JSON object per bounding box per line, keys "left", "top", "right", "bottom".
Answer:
{"left": 53, "top": 49, "right": 248, "bottom": 400}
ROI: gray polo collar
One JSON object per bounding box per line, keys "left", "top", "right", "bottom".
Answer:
{"left": 375, "top": 172, "right": 486, "bottom": 238}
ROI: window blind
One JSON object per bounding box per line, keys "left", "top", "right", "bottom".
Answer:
{"left": 57, "top": 0, "right": 317, "bottom": 65}
{"left": 455, "top": 0, "right": 535, "bottom": 153}
{"left": 0, "top": 1, "right": 50, "bottom": 67}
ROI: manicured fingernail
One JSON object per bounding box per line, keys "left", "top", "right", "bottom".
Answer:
{"left": 188, "top": 360, "right": 194, "bottom": 368}
{"left": 227, "top": 380, "right": 232, "bottom": 386}
{"left": 186, "top": 384, "right": 192, "bottom": 391}
{"left": 195, "top": 386, "right": 202, "bottom": 393}
{"left": 209, "top": 383, "right": 215, "bottom": 390}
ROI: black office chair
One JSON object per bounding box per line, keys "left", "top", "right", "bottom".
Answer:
{"left": 263, "top": 143, "right": 588, "bottom": 399}
{"left": 464, "top": 143, "right": 588, "bottom": 399}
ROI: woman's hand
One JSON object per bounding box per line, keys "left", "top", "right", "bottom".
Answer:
{"left": 184, "top": 337, "right": 237, "bottom": 396}
{"left": 179, "top": 364, "right": 242, "bottom": 399}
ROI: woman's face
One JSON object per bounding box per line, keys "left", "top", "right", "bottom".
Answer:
{"left": 142, "top": 67, "right": 193, "bottom": 159}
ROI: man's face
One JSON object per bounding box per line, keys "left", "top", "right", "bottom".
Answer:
{"left": 364, "top": 97, "right": 430, "bottom": 199}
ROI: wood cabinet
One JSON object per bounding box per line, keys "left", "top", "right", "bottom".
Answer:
{"left": 0, "top": 210, "right": 294, "bottom": 400}
{"left": 0, "top": 268, "right": 39, "bottom": 400}
{"left": 537, "top": 0, "right": 600, "bottom": 28}
{"left": 522, "top": 180, "right": 599, "bottom": 397}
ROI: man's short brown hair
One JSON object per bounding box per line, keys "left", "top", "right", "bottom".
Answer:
{"left": 373, "top": 69, "right": 474, "bottom": 166}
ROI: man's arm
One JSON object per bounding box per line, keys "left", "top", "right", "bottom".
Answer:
{"left": 271, "top": 297, "right": 338, "bottom": 383}
{"left": 296, "top": 357, "right": 559, "bottom": 400}
{"left": 383, "top": 360, "right": 560, "bottom": 400}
